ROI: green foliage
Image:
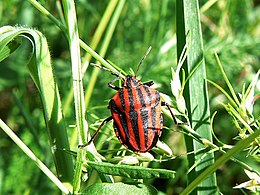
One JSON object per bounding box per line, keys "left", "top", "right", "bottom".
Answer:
{"left": 0, "top": 0, "right": 259, "bottom": 194}
{"left": 86, "top": 161, "right": 175, "bottom": 179}
{"left": 84, "top": 182, "right": 158, "bottom": 195}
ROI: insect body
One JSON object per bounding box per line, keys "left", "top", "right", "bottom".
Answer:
{"left": 84, "top": 47, "right": 176, "bottom": 153}
{"left": 109, "top": 75, "right": 163, "bottom": 152}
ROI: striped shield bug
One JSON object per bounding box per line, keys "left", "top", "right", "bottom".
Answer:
{"left": 85, "top": 47, "right": 177, "bottom": 153}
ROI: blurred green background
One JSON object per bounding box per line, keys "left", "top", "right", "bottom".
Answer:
{"left": 0, "top": 0, "right": 259, "bottom": 194}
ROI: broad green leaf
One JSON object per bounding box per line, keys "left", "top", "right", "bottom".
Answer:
{"left": 86, "top": 161, "right": 175, "bottom": 179}
{"left": 84, "top": 182, "right": 158, "bottom": 195}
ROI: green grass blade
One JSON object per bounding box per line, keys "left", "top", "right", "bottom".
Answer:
{"left": 63, "top": 0, "right": 87, "bottom": 145}
{"left": 214, "top": 52, "right": 241, "bottom": 107}
{"left": 28, "top": 0, "right": 66, "bottom": 32}
{"left": 207, "top": 79, "right": 238, "bottom": 108}
{"left": 84, "top": 0, "right": 125, "bottom": 108}
{"left": 176, "top": 1, "right": 217, "bottom": 194}
{"left": 63, "top": 0, "right": 119, "bottom": 115}
{"left": 28, "top": 0, "right": 123, "bottom": 77}
{"left": 81, "top": 0, "right": 119, "bottom": 73}
{"left": 62, "top": 0, "right": 88, "bottom": 192}
{"left": 79, "top": 40, "right": 125, "bottom": 77}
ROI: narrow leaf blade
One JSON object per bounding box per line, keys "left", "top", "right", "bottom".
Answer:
{"left": 86, "top": 161, "right": 175, "bottom": 179}
{"left": 176, "top": 1, "right": 217, "bottom": 194}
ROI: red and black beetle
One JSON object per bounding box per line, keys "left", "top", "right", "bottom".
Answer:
{"left": 108, "top": 75, "right": 163, "bottom": 152}
{"left": 85, "top": 47, "right": 176, "bottom": 153}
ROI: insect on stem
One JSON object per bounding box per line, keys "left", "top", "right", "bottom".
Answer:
{"left": 81, "top": 46, "right": 176, "bottom": 153}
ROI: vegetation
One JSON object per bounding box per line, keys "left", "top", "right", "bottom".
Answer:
{"left": 0, "top": 0, "right": 259, "bottom": 194}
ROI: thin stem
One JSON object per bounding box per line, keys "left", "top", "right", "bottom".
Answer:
{"left": 0, "top": 119, "right": 70, "bottom": 194}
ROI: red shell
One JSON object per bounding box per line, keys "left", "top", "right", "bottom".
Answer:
{"left": 109, "top": 76, "right": 163, "bottom": 152}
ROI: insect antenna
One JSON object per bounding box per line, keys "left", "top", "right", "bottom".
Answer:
{"left": 135, "top": 46, "right": 152, "bottom": 76}
{"left": 90, "top": 63, "right": 124, "bottom": 79}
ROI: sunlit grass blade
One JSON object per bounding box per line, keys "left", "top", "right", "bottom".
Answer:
{"left": 176, "top": 1, "right": 217, "bottom": 194}
{"left": 84, "top": 0, "right": 125, "bottom": 109}
{"left": 28, "top": 0, "right": 123, "bottom": 75}
{"left": 206, "top": 79, "right": 238, "bottom": 108}
{"left": 63, "top": 0, "right": 87, "bottom": 146}
{"left": 63, "top": 0, "right": 119, "bottom": 116}
{"left": 62, "top": 0, "right": 88, "bottom": 192}
{"left": 28, "top": 0, "right": 66, "bottom": 32}
{"left": 214, "top": 52, "right": 241, "bottom": 107}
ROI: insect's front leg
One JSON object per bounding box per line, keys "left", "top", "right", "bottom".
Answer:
{"left": 143, "top": 80, "right": 154, "bottom": 87}
{"left": 108, "top": 77, "right": 121, "bottom": 90}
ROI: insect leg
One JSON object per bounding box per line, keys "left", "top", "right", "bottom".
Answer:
{"left": 162, "top": 102, "right": 178, "bottom": 124}
{"left": 143, "top": 80, "right": 154, "bottom": 87}
{"left": 90, "top": 63, "right": 111, "bottom": 72}
{"left": 79, "top": 116, "right": 113, "bottom": 147}
{"left": 108, "top": 77, "right": 121, "bottom": 90}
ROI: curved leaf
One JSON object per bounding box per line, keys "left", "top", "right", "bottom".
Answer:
{"left": 0, "top": 25, "right": 74, "bottom": 191}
